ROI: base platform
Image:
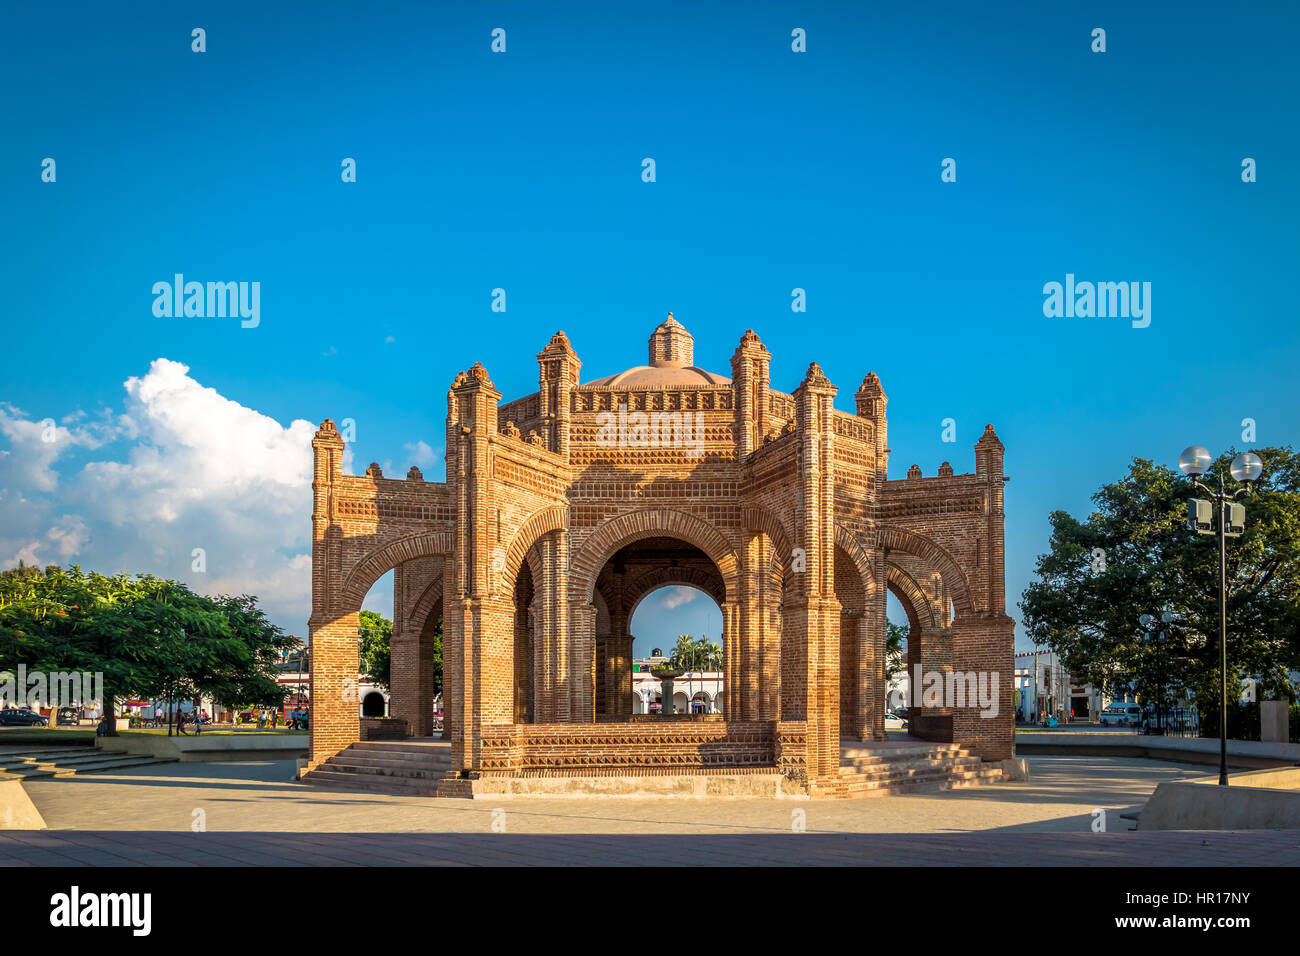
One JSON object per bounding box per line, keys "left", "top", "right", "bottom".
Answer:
{"left": 302, "top": 734, "right": 1009, "bottom": 799}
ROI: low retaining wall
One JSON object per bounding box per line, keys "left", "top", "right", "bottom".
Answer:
{"left": 360, "top": 718, "right": 409, "bottom": 740}
{"left": 463, "top": 772, "right": 806, "bottom": 799}
{"left": 1014, "top": 732, "right": 1300, "bottom": 769}
{"left": 96, "top": 733, "right": 309, "bottom": 763}
{"left": 1140, "top": 767, "right": 1300, "bottom": 830}
{"left": 478, "top": 720, "right": 808, "bottom": 776}
{"left": 0, "top": 776, "right": 45, "bottom": 829}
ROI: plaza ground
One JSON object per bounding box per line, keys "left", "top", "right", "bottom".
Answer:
{"left": 5, "top": 754, "right": 1297, "bottom": 865}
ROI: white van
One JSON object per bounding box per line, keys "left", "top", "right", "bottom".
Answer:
{"left": 1099, "top": 703, "right": 1142, "bottom": 726}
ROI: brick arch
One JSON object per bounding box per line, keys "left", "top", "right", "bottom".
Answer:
{"left": 407, "top": 570, "right": 445, "bottom": 636}
{"left": 743, "top": 504, "right": 793, "bottom": 578}
{"left": 886, "top": 561, "right": 938, "bottom": 632}
{"left": 622, "top": 565, "right": 727, "bottom": 623}
{"left": 833, "top": 524, "right": 872, "bottom": 587}
{"left": 570, "top": 508, "right": 738, "bottom": 605}
{"left": 874, "top": 526, "right": 973, "bottom": 617}
{"left": 340, "top": 532, "right": 454, "bottom": 610}
{"left": 500, "top": 504, "right": 569, "bottom": 594}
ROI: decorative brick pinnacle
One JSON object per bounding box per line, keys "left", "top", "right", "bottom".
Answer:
{"left": 453, "top": 362, "right": 496, "bottom": 390}
{"left": 313, "top": 418, "right": 344, "bottom": 445}
{"left": 858, "top": 372, "right": 882, "bottom": 392}
{"left": 804, "top": 362, "right": 831, "bottom": 388}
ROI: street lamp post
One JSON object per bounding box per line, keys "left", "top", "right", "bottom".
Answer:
{"left": 1178, "top": 446, "right": 1263, "bottom": 786}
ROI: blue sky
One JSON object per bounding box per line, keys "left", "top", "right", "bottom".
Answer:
{"left": 2, "top": 2, "right": 1297, "bottom": 653}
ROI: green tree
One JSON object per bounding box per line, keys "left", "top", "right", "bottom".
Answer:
{"left": 358, "top": 610, "right": 392, "bottom": 690}
{"left": 1020, "top": 448, "right": 1300, "bottom": 730}
{"left": 0, "top": 564, "right": 294, "bottom": 735}
{"left": 667, "top": 633, "right": 723, "bottom": 671}
{"left": 884, "top": 621, "right": 908, "bottom": 682}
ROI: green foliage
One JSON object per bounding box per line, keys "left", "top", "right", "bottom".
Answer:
{"left": 667, "top": 633, "right": 723, "bottom": 671}
{"left": 358, "top": 610, "right": 392, "bottom": 690}
{"left": 358, "top": 610, "right": 442, "bottom": 696}
{"left": 0, "top": 564, "right": 295, "bottom": 733}
{"left": 1019, "top": 447, "right": 1300, "bottom": 718}
{"left": 884, "top": 621, "right": 907, "bottom": 682}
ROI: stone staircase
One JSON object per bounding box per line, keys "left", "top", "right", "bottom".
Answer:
{"left": 830, "top": 742, "right": 1004, "bottom": 797}
{"left": 303, "top": 740, "right": 453, "bottom": 797}
{"left": 0, "top": 747, "right": 177, "bottom": 779}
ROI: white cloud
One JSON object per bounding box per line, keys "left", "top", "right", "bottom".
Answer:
{"left": 403, "top": 440, "right": 438, "bottom": 470}
{"left": 661, "top": 586, "right": 699, "bottom": 610}
{"left": 0, "top": 359, "right": 318, "bottom": 635}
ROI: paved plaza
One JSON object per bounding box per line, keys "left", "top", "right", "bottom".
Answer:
{"left": 5, "top": 754, "right": 1297, "bottom": 865}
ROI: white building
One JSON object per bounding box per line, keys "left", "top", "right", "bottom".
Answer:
{"left": 1014, "top": 650, "right": 1102, "bottom": 722}
{"left": 631, "top": 656, "right": 723, "bottom": 714}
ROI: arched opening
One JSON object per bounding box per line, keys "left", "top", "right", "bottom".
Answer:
{"left": 361, "top": 691, "right": 386, "bottom": 718}
{"left": 628, "top": 582, "right": 724, "bottom": 716}
{"left": 592, "top": 536, "right": 727, "bottom": 719}
{"left": 513, "top": 557, "right": 535, "bottom": 723}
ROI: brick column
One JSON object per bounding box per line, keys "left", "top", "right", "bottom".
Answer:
{"left": 791, "top": 363, "right": 841, "bottom": 786}
{"left": 863, "top": 547, "right": 888, "bottom": 740}
{"left": 308, "top": 611, "right": 361, "bottom": 766}
{"left": 307, "top": 419, "right": 362, "bottom": 768}
{"left": 910, "top": 625, "right": 954, "bottom": 742}
{"left": 951, "top": 615, "right": 1016, "bottom": 760}
{"left": 569, "top": 601, "right": 596, "bottom": 722}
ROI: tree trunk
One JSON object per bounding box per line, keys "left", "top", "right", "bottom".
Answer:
{"left": 102, "top": 683, "right": 118, "bottom": 736}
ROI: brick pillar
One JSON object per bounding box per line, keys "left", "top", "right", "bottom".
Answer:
{"left": 537, "top": 331, "right": 580, "bottom": 458}
{"left": 308, "top": 612, "right": 360, "bottom": 766}
{"left": 536, "top": 530, "right": 571, "bottom": 721}
{"left": 857, "top": 547, "right": 887, "bottom": 740}
{"left": 791, "top": 363, "right": 841, "bottom": 785}
{"left": 445, "top": 361, "right": 511, "bottom": 772}
{"left": 760, "top": 551, "right": 782, "bottom": 720}
{"left": 570, "top": 601, "right": 596, "bottom": 722}
{"left": 307, "top": 418, "right": 361, "bottom": 767}
{"left": 389, "top": 632, "right": 420, "bottom": 737}
{"left": 951, "top": 615, "right": 1015, "bottom": 760}
{"left": 910, "top": 625, "right": 954, "bottom": 742}
{"left": 731, "top": 329, "right": 772, "bottom": 457}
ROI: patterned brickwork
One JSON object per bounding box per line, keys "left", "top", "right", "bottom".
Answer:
{"left": 307, "top": 317, "right": 1015, "bottom": 790}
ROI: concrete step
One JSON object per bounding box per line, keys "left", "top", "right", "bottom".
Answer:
{"left": 0, "top": 751, "right": 176, "bottom": 776}
{"left": 335, "top": 748, "right": 452, "bottom": 765}
{"left": 840, "top": 746, "right": 971, "bottom": 764}
{"left": 322, "top": 760, "right": 450, "bottom": 781}
{"left": 350, "top": 741, "right": 452, "bottom": 755}
{"left": 50, "top": 755, "right": 177, "bottom": 773}
{"left": 2, "top": 765, "right": 76, "bottom": 779}
{"left": 840, "top": 755, "right": 983, "bottom": 774}
{"left": 840, "top": 764, "right": 995, "bottom": 788}
{"left": 305, "top": 768, "right": 443, "bottom": 797}
{"left": 0, "top": 748, "right": 98, "bottom": 764}
{"left": 838, "top": 768, "right": 1004, "bottom": 798}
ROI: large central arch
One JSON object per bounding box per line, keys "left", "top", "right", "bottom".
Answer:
{"left": 569, "top": 508, "right": 740, "bottom": 605}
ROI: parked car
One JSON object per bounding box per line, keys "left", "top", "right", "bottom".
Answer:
{"left": 56, "top": 706, "right": 81, "bottom": 724}
{"left": 0, "top": 708, "right": 49, "bottom": 726}
{"left": 884, "top": 713, "right": 908, "bottom": 731}
{"left": 1099, "top": 703, "right": 1142, "bottom": 726}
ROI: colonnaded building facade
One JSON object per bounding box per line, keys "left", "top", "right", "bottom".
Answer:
{"left": 305, "top": 315, "right": 1014, "bottom": 797}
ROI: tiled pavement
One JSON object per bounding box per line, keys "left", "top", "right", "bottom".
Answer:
{"left": 0, "top": 829, "right": 1296, "bottom": 866}
{"left": 8, "top": 754, "right": 1299, "bottom": 865}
